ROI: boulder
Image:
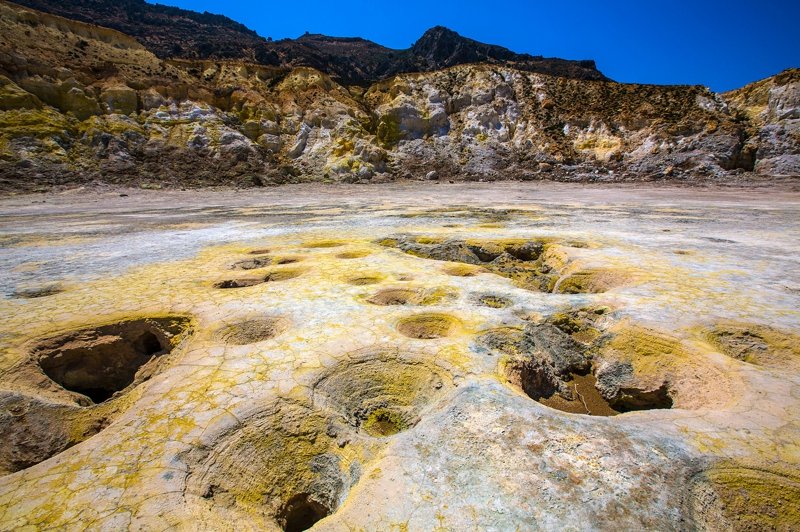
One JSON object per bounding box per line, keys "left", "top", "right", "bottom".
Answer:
{"left": 100, "top": 86, "right": 138, "bottom": 115}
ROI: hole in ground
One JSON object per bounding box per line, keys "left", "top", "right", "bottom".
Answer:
{"left": 278, "top": 493, "right": 331, "bottom": 532}
{"left": 336, "top": 250, "right": 370, "bottom": 259}
{"left": 303, "top": 241, "right": 344, "bottom": 249}
{"left": 537, "top": 372, "right": 620, "bottom": 416}
{"left": 396, "top": 313, "right": 459, "bottom": 339}
{"left": 346, "top": 275, "right": 382, "bottom": 286}
{"left": 12, "top": 284, "right": 65, "bottom": 299}
{"left": 360, "top": 408, "right": 407, "bottom": 437}
{"left": 274, "top": 256, "right": 303, "bottom": 265}
{"left": 186, "top": 402, "right": 352, "bottom": 530}
{"left": 231, "top": 257, "right": 272, "bottom": 270}
{"left": 500, "top": 321, "right": 674, "bottom": 416}
{"left": 215, "top": 269, "right": 303, "bottom": 289}
{"left": 365, "top": 287, "right": 454, "bottom": 306}
{"left": 33, "top": 317, "right": 191, "bottom": 404}
{"left": 313, "top": 350, "right": 452, "bottom": 438}
{"left": 214, "top": 278, "right": 264, "bottom": 289}
{"left": 442, "top": 264, "right": 482, "bottom": 277}
{"left": 367, "top": 288, "right": 417, "bottom": 305}
{"left": 507, "top": 357, "right": 674, "bottom": 416}
{"left": 475, "top": 294, "right": 513, "bottom": 309}
{"left": 264, "top": 269, "right": 304, "bottom": 282}
{"left": 216, "top": 317, "right": 288, "bottom": 345}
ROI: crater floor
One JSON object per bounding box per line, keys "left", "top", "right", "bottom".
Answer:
{"left": 0, "top": 182, "right": 799, "bottom": 530}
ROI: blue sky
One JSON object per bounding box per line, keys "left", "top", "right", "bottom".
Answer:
{"left": 148, "top": 0, "right": 799, "bottom": 92}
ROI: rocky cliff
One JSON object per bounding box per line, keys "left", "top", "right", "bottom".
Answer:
{"left": 0, "top": 0, "right": 797, "bottom": 191}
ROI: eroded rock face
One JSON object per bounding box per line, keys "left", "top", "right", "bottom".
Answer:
{"left": 0, "top": 1, "right": 797, "bottom": 191}
{"left": 724, "top": 69, "right": 800, "bottom": 176}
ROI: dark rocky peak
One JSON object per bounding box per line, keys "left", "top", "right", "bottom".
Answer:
{"left": 411, "top": 26, "right": 517, "bottom": 65}
{"left": 9, "top": 0, "right": 608, "bottom": 83}
{"left": 410, "top": 25, "right": 605, "bottom": 80}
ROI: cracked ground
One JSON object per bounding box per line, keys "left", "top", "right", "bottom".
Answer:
{"left": 0, "top": 182, "right": 798, "bottom": 530}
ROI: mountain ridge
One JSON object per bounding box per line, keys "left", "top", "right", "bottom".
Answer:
{"left": 8, "top": 0, "right": 608, "bottom": 85}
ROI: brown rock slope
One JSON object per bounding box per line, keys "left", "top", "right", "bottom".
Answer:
{"left": 0, "top": 0, "right": 797, "bottom": 191}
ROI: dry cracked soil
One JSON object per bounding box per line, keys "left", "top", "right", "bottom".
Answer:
{"left": 0, "top": 182, "right": 799, "bottom": 531}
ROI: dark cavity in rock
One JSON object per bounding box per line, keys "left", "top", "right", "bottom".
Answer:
{"left": 278, "top": 493, "right": 331, "bottom": 532}
{"left": 33, "top": 317, "right": 191, "bottom": 404}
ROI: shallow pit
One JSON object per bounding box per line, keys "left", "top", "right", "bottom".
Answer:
{"left": 248, "top": 248, "right": 271, "bottom": 255}
{"left": 688, "top": 466, "right": 800, "bottom": 530}
{"left": 32, "top": 316, "right": 192, "bottom": 404}
{"left": 366, "top": 288, "right": 417, "bottom": 305}
{"left": 475, "top": 294, "right": 513, "bottom": 309}
{"left": 396, "top": 313, "right": 459, "bottom": 339}
{"left": 215, "top": 269, "right": 303, "bottom": 289}
{"left": 264, "top": 268, "right": 304, "bottom": 282}
{"left": 303, "top": 241, "right": 344, "bottom": 249}
{"left": 216, "top": 317, "right": 289, "bottom": 345}
{"left": 313, "top": 349, "right": 452, "bottom": 437}
{"left": 366, "top": 287, "right": 454, "bottom": 306}
{"left": 12, "top": 284, "right": 65, "bottom": 299}
{"left": 704, "top": 322, "right": 800, "bottom": 368}
{"left": 553, "top": 268, "right": 633, "bottom": 294}
{"left": 346, "top": 275, "right": 383, "bottom": 286}
{"left": 336, "top": 250, "right": 371, "bottom": 259}
{"left": 231, "top": 257, "right": 272, "bottom": 270}
{"left": 442, "top": 264, "right": 483, "bottom": 277}
{"left": 214, "top": 277, "right": 264, "bottom": 289}
{"left": 274, "top": 256, "right": 303, "bottom": 265}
